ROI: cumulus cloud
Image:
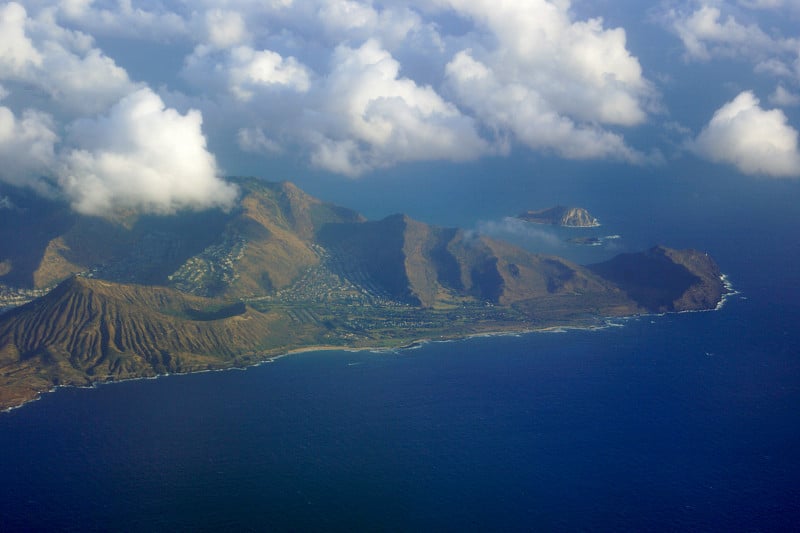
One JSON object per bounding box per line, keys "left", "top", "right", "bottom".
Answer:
{"left": 227, "top": 46, "right": 311, "bottom": 99}
{"left": 183, "top": 45, "right": 311, "bottom": 101}
{"left": 14, "top": 0, "right": 791, "bottom": 188}
{"left": 693, "top": 91, "right": 800, "bottom": 177}
{"left": 204, "top": 9, "right": 249, "bottom": 49}
{"left": 0, "top": 2, "right": 136, "bottom": 114}
{"left": 0, "top": 3, "right": 226, "bottom": 216}
{"left": 0, "top": 2, "right": 42, "bottom": 74}
{"left": 3, "top": 0, "right": 661, "bottom": 178}
{"left": 175, "top": 1, "right": 656, "bottom": 173}
{"left": 436, "top": 0, "right": 652, "bottom": 163}
{"left": 0, "top": 105, "right": 58, "bottom": 192}
{"left": 668, "top": 4, "right": 778, "bottom": 61}
{"left": 755, "top": 57, "right": 796, "bottom": 77}
{"left": 58, "top": 88, "right": 238, "bottom": 215}
{"left": 442, "top": 0, "right": 652, "bottom": 125}
{"left": 664, "top": 2, "right": 800, "bottom": 82}
{"left": 317, "top": 1, "right": 425, "bottom": 49}
{"left": 238, "top": 127, "right": 283, "bottom": 154}
{"left": 36, "top": 43, "right": 135, "bottom": 114}
{"left": 306, "top": 39, "right": 490, "bottom": 176}
{"left": 54, "top": 0, "right": 188, "bottom": 41}
{"left": 445, "top": 50, "right": 646, "bottom": 163}
{"left": 770, "top": 84, "right": 800, "bottom": 106}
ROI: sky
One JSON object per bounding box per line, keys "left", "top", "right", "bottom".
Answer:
{"left": 0, "top": 0, "right": 799, "bottom": 218}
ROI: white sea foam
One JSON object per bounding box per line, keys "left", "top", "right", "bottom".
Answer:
{"left": 715, "top": 273, "right": 740, "bottom": 311}
{"left": 4, "top": 274, "right": 740, "bottom": 414}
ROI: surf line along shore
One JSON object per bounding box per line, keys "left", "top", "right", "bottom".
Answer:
{"left": 1, "top": 286, "right": 739, "bottom": 416}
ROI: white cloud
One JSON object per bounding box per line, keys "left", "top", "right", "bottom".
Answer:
{"left": 12, "top": 0, "right": 798, "bottom": 188}
{"left": 35, "top": 41, "right": 135, "bottom": 114}
{"left": 693, "top": 90, "right": 800, "bottom": 177}
{"left": 204, "top": 9, "right": 248, "bottom": 49}
{"left": 755, "top": 57, "right": 796, "bottom": 77}
{"left": 58, "top": 87, "right": 238, "bottom": 215}
{"left": 54, "top": 0, "right": 188, "bottom": 41}
{"left": 183, "top": 45, "right": 311, "bottom": 102}
{"left": 238, "top": 127, "right": 283, "bottom": 154}
{"left": 664, "top": 2, "right": 800, "bottom": 82}
{"left": 6, "top": 1, "right": 662, "bottom": 178}
{"left": 738, "top": 0, "right": 800, "bottom": 9}
{"left": 317, "top": 1, "right": 424, "bottom": 49}
{"left": 309, "top": 138, "right": 366, "bottom": 176}
{"left": 170, "top": 1, "right": 661, "bottom": 173}
{"left": 445, "top": 50, "right": 647, "bottom": 163}
{"left": 769, "top": 84, "right": 800, "bottom": 106}
{"left": 0, "top": 2, "right": 43, "bottom": 75}
{"left": 430, "top": 0, "right": 653, "bottom": 164}
{"left": 739, "top": 0, "right": 782, "bottom": 7}
{"left": 0, "top": 105, "right": 58, "bottom": 192}
{"left": 476, "top": 217, "right": 563, "bottom": 248}
{"left": 668, "top": 4, "right": 778, "bottom": 61}
{"left": 0, "top": 2, "right": 136, "bottom": 114}
{"left": 306, "top": 39, "right": 489, "bottom": 176}
{"left": 228, "top": 46, "right": 311, "bottom": 99}
{"left": 318, "top": 0, "right": 379, "bottom": 34}
{"left": 173, "top": 2, "right": 469, "bottom": 175}
{"left": 441, "top": 0, "right": 652, "bottom": 126}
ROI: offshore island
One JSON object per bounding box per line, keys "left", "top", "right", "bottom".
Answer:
{"left": 0, "top": 178, "right": 726, "bottom": 411}
{"left": 518, "top": 206, "right": 600, "bottom": 227}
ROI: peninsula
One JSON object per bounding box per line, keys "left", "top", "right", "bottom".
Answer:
{"left": 0, "top": 178, "right": 725, "bottom": 410}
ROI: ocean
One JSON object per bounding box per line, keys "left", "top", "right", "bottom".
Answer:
{"left": 1, "top": 163, "right": 799, "bottom": 531}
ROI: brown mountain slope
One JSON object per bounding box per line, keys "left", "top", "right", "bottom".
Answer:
{"left": 0, "top": 276, "right": 290, "bottom": 408}
{"left": 317, "top": 214, "right": 416, "bottom": 303}
{"left": 0, "top": 178, "right": 363, "bottom": 297}
{"left": 471, "top": 237, "right": 618, "bottom": 305}
{"left": 0, "top": 179, "right": 728, "bottom": 411}
{"left": 319, "top": 214, "right": 623, "bottom": 308}
{"left": 199, "top": 180, "right": 363, "bottom": 298}
{"left": 587, "top": 246, "right": 723, "bottom": 313}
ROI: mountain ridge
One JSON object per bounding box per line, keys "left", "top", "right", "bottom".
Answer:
{"left": 0, "top": 178, "right": 728, "bottom": 410}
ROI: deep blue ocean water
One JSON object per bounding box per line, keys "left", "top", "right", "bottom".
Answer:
{"left": 1, "top": 293, "right": 798, "bottom": 531}
{"left": 1, "top": 166, "right": 799, "bottom": 531}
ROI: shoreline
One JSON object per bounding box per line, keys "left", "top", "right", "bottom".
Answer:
{"left": 1, "top": 275, "right": 738, "bottom": 415}
{"left": 0, "top": 323, "right": 606, "bottom": 414}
